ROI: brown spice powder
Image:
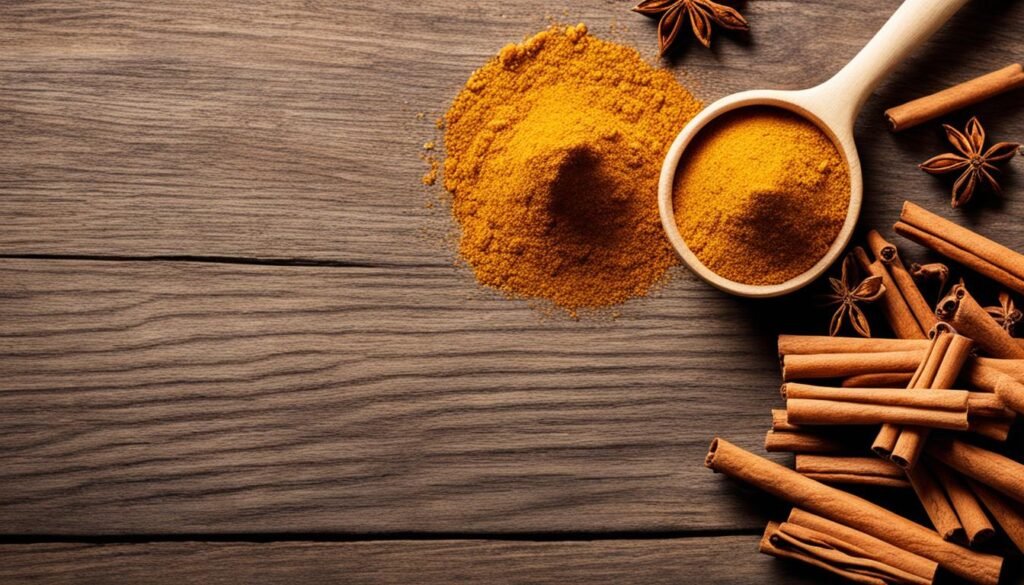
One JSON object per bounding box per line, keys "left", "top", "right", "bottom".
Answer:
{"left": 673, "top": 107, "right": 850, "bottom": 285}
{"left": 443, "top": 25, "right": 701, "bottom": 313}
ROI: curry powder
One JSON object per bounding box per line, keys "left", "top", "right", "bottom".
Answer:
{"left": 444, "top": 25, "right": 701, "bottom": 314}
{"left": 672, "top": 107, "right": 850, "bottom": 285}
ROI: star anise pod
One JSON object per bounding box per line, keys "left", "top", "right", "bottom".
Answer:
{"left": 828, "top": 254, "right": 885, "bottom": 337}
{"left": 919, "top": 117, "right": 1022, "bottom": 208}
{"left": 633, "top": 0, "right": 748, "bottom": 54}
{"left": 985, "top": 291, "right": 1022, "bottom": 335}
{"left": 910, "top": 262, "right": 949, "bottom": 301}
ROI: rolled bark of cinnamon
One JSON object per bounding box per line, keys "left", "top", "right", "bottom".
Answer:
{"left": 962, "top": 363, "right": 1019, "bottom": 440}
{"left": 936, "top": 283, "right": 1024, "bottom": 359}
{"left": 968, "top": 417, "right": 1013, "bottom": 443}
{"left": 778, "top": 335, "right": 931, "bottom": 357}
{"left": 761, "top": 518, "right": 936, "bottom": 585}
{"left": 964, "top": 361, "right": 1009, "bottom": 393}
{"left": 788, "top": 399, "right": 968, "bottom": 429}
{"left": 783, "top": 383, "right": 972, "bottom": 431}
{"left": 854, "top": 246, "right": 926, "bottom": 339}
{"left": 995, "top": 375, "right": 1024, "bottom": 415}
{"left": 783, "top": 351, "right": 925, "bottom": 381}
{"left": 765, "top": 430, "right": 844, "bottom": 454}
{"left": 843, "top": 372, "right": 916, "bottom": 388}
{"left": 875, "top": 333, "right": 949, "bottom": 458}
{"left": 785, "top": 509, "right": 938, "bottom": 584}
{"left": 704, "top": 438, "right": 1004, "bottom": 584}
{"left": 895, "top": 201, "right": 1024, "bottom": 297}
{"left": 771, "top": 408, "right": 797, "bottom": 432}
{"left": 927, "top": 438, "right": 1024, "bottom": 505}
{"left": 976, "top": 356, "right": 1024, "bottom": 381}
{"left": 906, "top": 463, "right": 965, "bottom": 542}
{"left": 891, "top": 334, "right": 974, "bottom": 470}
{"left": 775, "top": 335, "right": 1024, "bottom": 357}
{"left": 795, "top": 455, "right": 910, "bottom": 488}
{"left": 884, "top": 64, "right": 1024, "bottom": 132}
{"left": 968, "top": 479, "right": 1024, "bottom": 554}
{"left": 867, "top": 230, "right": 939, "bottom": 334}
{"left": 784, "top": 383, "right": 994, "bottom": 412}
{"left": 965, "top": 393, "right": 1014, "bottom": 419}
{"left": 930, "top": 461, "right": 994, "bottom": 547}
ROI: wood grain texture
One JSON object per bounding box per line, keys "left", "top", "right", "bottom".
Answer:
{"left": 2, "top": 2, "right": 1024, "bottom": 581}
{"left": 0, "top": 537, "right": 826, "bottom": 585}
{"left": 0, "top": 0, "right": 1021, "bottom": 264}
{"left": 0, "top": 258, "right": 807, "bottom": 535}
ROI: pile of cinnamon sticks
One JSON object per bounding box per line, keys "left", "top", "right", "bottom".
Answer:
{"left": 707, "top": 202, "right": 1024, "bottom": 585}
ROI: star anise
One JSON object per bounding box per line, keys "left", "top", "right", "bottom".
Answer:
{"left": 985, "top": 291, "right": 1022, "bottom": 335}
{"left": 919, "top": 117, "right": 1022, "bottom": 208}
{"left": 633, "top": 0, "right": 748, "bottom": 54}
{"left": 828, "top": 254, "right": 885, "bottom": 337}
{"left": 910, "top": 262, "right": 949, "bottom": 301}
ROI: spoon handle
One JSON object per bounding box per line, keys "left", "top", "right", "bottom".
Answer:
{"left": 814, "top": 0, "right": 968, "bottom": 126}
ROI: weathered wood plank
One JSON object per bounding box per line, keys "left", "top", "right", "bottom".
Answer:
{"left": 0, "top": 258, "right": 817, "bottom": 535}
{"left": 1, "top": 0, "right": 1021, "bottom": 263}
{"left": 0, "top": 537, "right": 824, "bottom": 584}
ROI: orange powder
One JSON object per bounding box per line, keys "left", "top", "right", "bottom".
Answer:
{"left": 443, "top": 25, "right": 702, "bottom": 314}
{"left": 672, "top": 107, "right": 850, "bottom": 285}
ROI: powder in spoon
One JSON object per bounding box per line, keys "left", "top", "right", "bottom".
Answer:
{"left": 443, "top": 25, "right": 701, "bottom": 314}
{"left": 672, "top": 107, "right": 850, "bottom": 285}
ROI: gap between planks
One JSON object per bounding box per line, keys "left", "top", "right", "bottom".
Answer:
{"left": 0, "top": 528, "right": 763, "bottom": 545}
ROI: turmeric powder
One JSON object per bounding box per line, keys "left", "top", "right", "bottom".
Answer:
{"left": 672, "top": 107, "right": 850, "bottom": 285}
{"left": 444, "top": 25, "right": 701, "bottom": 313}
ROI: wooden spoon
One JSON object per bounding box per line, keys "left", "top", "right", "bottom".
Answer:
{"left": 658, "top": 0, "right": 968, "bottom": 298}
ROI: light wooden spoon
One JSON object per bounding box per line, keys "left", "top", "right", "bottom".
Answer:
{"left": 658, "top": 0, "right": 968, "bottom": 298}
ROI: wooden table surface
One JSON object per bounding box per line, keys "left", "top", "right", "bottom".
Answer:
{"left": 1, "top": 1, "right": 1022, "bottom": 582}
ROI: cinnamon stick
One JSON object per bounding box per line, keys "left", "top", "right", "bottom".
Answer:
{"left": 877, "top": 331, "right": 948, "bottom": 443}
{"left": 930, "top": 461, "right": 994, "bottom": 547}
{"left": 761, "top": 519, "right": 935, "bottom": 584}
{"left": 795, "top": 455, "right": 909, "bottom": 489}
{"left": 885, "top": 64, "right": 1024, "bottom": 132}
{"left": 778, "top": 334, "right": 930, "bottom": 357}
{"left": 704, "top": 438, "right": 1003, "bottom": 584}
{"left": 867, "top": 230, "right": 939, "bottom": 334}
{"left": 843, "top": 374, "right": 917, "bottom": 389}
{"left": 927, "top": 438, "right": 1024, "bottom": 505}
{"left": 759, "top": 523, "right": 879, "bottom": 584}
{"left": 783, "top": 351, "right": 925, "bottom": 381}
{"left": 968, "top": 417, "right": 1013, "bottom": 443}
{"left": 964, "top": 360, "right": 1009, "bottom": 393}
{"left": 892, "top": 334, "right": 974, "bottom": 470}
{"left": 995, "top": 375, "right": 1024, "bottom": 415}
{"left": 843, "top": 372, "right": 916, "bottom": 388}
{"left": 765, "top": 430, "right": 844, "bottom": 454}
{"left": 936, "top": 282, "right": 1024, "bottom": 359}
{"left": 785, "top": 509, "right": 938, "bottom": 584}
{"left": 771, "top": 408, "right": 797, "bottom": 432}
{"left": 974, "top": 356, "right": 1024, "bottom": 381}
{"left": 961, "top": 363, "right": 1019, "bottom": 440}
{"left": 875, "top": 334, "right": 948, "bottom": 458}
{"left": 906, "top": 463, "right": 965, "bottom": 542}
{"left": 895, "top": 201, "right": 1024, "bottom": 297}
{"left": 783, "top": 383, "right": 972, "bottom": 431}
{"left": 854, "top": 246, "right": 926, "bottom": 339}
{"left": 962, "top": 362, "right": 1023, "bottom": 430}
{"left": 968, "top": 479, "right": 1024, "bottom": 554}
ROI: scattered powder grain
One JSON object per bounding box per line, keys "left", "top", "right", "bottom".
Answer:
{"left": 672, "top": 107, "right": 850, "bottom": 285}
{"left": 444, "top": 24, "right": 701, "bottom": 313}
{"left": 421, "top": 158, "right": 439, "bottom": 186}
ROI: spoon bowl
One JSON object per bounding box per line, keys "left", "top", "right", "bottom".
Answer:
{"left": 658, "top": 91, "right": 862, "bottom": 298}
{"left": 658, "top": 0, "right": 968, "bottom": 298}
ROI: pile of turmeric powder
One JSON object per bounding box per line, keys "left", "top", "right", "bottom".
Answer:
{"left": 444, "top": 25, "right": 701, "bottom": 313}
{"left": 672, "top": 107, "right": 850, "bottom": 285}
